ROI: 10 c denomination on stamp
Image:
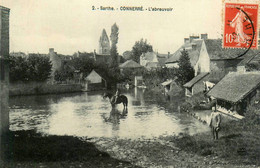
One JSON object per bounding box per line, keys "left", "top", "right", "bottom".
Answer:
{"left": 223, "top": 0, "right": 259, "bottom": 49}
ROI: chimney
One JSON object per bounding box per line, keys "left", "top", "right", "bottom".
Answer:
{"left": 192, "top": 44, "right": 197, "bottom": 50}
{"left": 184, "top": 38, "right": 189, "bottom": 43}
{"left": 168, "top": 52, "right": 170, "bottom": 59}
{"left": 189, "top": 35, "right": 199, "bottom": 43}
{"left": 201, "top": 33, "right": 208, "bottom": 40}
{"left": 49, "top": 48, "right": 54, "bottom": 53}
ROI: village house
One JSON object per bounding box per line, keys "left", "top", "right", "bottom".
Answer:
{"left": 161, "top": 79, "right": 180, "bottom": 96}
{"left": 207, "top": 71, "right": 260, "bottom": 116}
{"left": 48, "top": 48, "right": 80, "bottom": 83}
{"left": 83, "top": 70, "right": 107, "bottom": 91}
{"left": 165, "top": 34, "right": 260, "bottom": 76}
{"left": 119, "top": 59, "right": 143, "bottom": 73}
{"left": 183, "top": 72, "right": 210, "bottom": 97}
{"left": 236, "top": 52, "right": 260, "bottom": 72}
{"left": 140, "top": 52, "right": 172, "bottom": 70}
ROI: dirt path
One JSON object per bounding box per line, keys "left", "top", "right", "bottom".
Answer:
{"left": 86, "top": 136, "right": 258, "bottom": 168}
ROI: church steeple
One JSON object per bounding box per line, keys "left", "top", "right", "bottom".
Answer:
{"left": 99, "top": 29, "right": 110, "bottom": 54}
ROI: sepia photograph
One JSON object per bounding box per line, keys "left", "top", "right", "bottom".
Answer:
{"left": 0, "top": 0, "right": 260, "bottom": 167}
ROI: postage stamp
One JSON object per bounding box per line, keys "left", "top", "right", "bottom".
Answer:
{"left": 223, "top": 1, "right": 259, "bottom": 49}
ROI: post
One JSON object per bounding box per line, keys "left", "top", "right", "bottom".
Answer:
{"left": 0, "top": 6, "right": 10, "bottom": 163}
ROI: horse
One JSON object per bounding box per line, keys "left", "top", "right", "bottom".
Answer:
{"left": 103, "top": 92, "right": 128, "bottom": 108}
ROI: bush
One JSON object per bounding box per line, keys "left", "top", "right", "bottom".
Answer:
{"left": 9, "top": 55, "right": 52, "bottom": 82}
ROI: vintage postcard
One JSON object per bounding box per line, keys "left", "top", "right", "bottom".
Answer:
{"left": 1, "top": 0, "right": 260, "bottom": 167}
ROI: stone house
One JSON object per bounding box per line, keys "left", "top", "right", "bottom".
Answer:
{"left": 140, "top": 52, "right": 171, "bottom": 70}
{"left": 207, "top": 71, "right": 260, "bottom": 116}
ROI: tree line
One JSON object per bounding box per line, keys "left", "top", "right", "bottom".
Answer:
{"left": 9, "top": 54, "right": 52, "bottom": 82}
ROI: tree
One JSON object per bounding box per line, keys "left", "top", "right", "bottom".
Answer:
{"left": 122, "top": 50, "right": 132, "bottom": 60}
{"left": 110, "top": 23, "right": 119, "bottom": 68}
{"left": 71, "top": 55, "right": 95, "bottom": 76}
{"left": 177, "top": 49, "right": 195, "bottom": 85}
{"left": 131, "top": 38, "right": 153, "bottom": 63}
{"left": 9, "top": 54, "right": 52, "bottom": 82}
{"left": 27, "top": 54, "right": 52, "bottom": 82}
{"left": 9, "top": 56, "right": 29, "bottom": 82}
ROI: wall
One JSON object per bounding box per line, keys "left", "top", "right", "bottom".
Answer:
{"left": 192, "top": 75, "right": 210, "bottom": 95}
{"left": 0, "top": 6, "right": 10, "bottom": 162}
{"left": 194, "top": 40, "right": 210, "bottom": 75}
{"left": 49, "top": 48, "right": 62, "bottom": 76}
{"left": 9, "top": 82, "right": 82, "bottom": 96}
{"left": 210, "top": 59, "right": 242, "bottom": 72}
{"left": 193, "top": 79, "right": 206, "bottom": 95}
{"left": 86, "top": 71, "right": 102, "bottom": 83}
{"left": 0, "top": 7, "right": 9, "bottom": 58}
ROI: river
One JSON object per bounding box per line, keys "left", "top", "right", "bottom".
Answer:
{"left": 9, "top": 88, "right": 210, "bottom": 139}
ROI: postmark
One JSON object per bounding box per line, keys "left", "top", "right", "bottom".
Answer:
{"left": 223, "top": 1, "right": 259, "bottom": 50}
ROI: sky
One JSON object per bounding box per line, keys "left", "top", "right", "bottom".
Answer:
{"left": 1, "top": 0, "right": 222, "bottom": 55}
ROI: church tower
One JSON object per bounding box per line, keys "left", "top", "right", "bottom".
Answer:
{"left": 99, "top": 29, "right": 110, "bottom": 54}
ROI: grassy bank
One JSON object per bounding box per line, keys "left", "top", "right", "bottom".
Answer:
{"left": 1, "top": 130, "right": 138, "bottom": 168}
{"left": 171, "top": 104, "right": 260, "bottom": 166}
{"left": 141, "top": 84, "right": 260, "bottom": 166}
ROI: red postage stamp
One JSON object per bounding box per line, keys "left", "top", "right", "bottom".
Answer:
{"left": 223, "top": 2, "right": 259, "bottom": 49}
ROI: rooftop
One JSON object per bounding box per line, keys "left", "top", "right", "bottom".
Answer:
{"left": 183, "top": 72, "right": 209, "bottom": 88}
{"left": 207, "top": 71, "right": 260, "bottom": 103}
{"left": 119, "top": 60, "right": 142, "bottom": 68}
{"left": 165, "top": 39, "right": 260, "bottom": 66}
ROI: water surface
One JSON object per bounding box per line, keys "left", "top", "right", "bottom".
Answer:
{"left": 9, "top": 88, "right": 210, "bottom": 139}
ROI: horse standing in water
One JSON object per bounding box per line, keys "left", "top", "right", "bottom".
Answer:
{"left": 103, "top": 92, "right": 128, "bottom": 109}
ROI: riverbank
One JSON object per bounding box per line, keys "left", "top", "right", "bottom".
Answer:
{"left": 3, "top": 130, "right": 258, "bottom": 168}
{"left": 91, "top": 135, "right": 258, "bottom": 168}
{"left": 134, "top": 86, "right": 260, "bottom": 167}
{"left": 174, "top": 92, "right": 260, "bottom": 167}
{"left": 9, "top": 82, "right": 82, "bottom": 96}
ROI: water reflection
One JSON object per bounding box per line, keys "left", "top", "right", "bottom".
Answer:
{"left": 102, "top": 108, "right": 128, "bottom": 132}
{"left": 9, "top": 89, "right": 210, "bottom": 139}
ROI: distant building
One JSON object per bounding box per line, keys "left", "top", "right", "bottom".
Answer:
{"left": 49, "top": 48, "right": 63, "bottom": 79}
{"left": 207, "top": 71, "right": 260, "bottom": 116}
{"left": 84, "top": 70, "right": 107, "bottom": 91}
{"left": 99, "top": 29, "right": 110, "bottom": 55}
{"left": 119, "top": 59, "right": 142, "bottom": 69}
{"left": 119, "top": 59, "right": 143, "bottom": 74}
{"left": 161, "top": 79, "right": 179, "bottom": 95}
{"left": 93, "top": 50, "right": 124, "bottom": 66}
{"left": 183, "top": 72, "right": 210, "bottom": 97}
{"left": 140, "top": 52, "right": 171, "bottom": 70}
